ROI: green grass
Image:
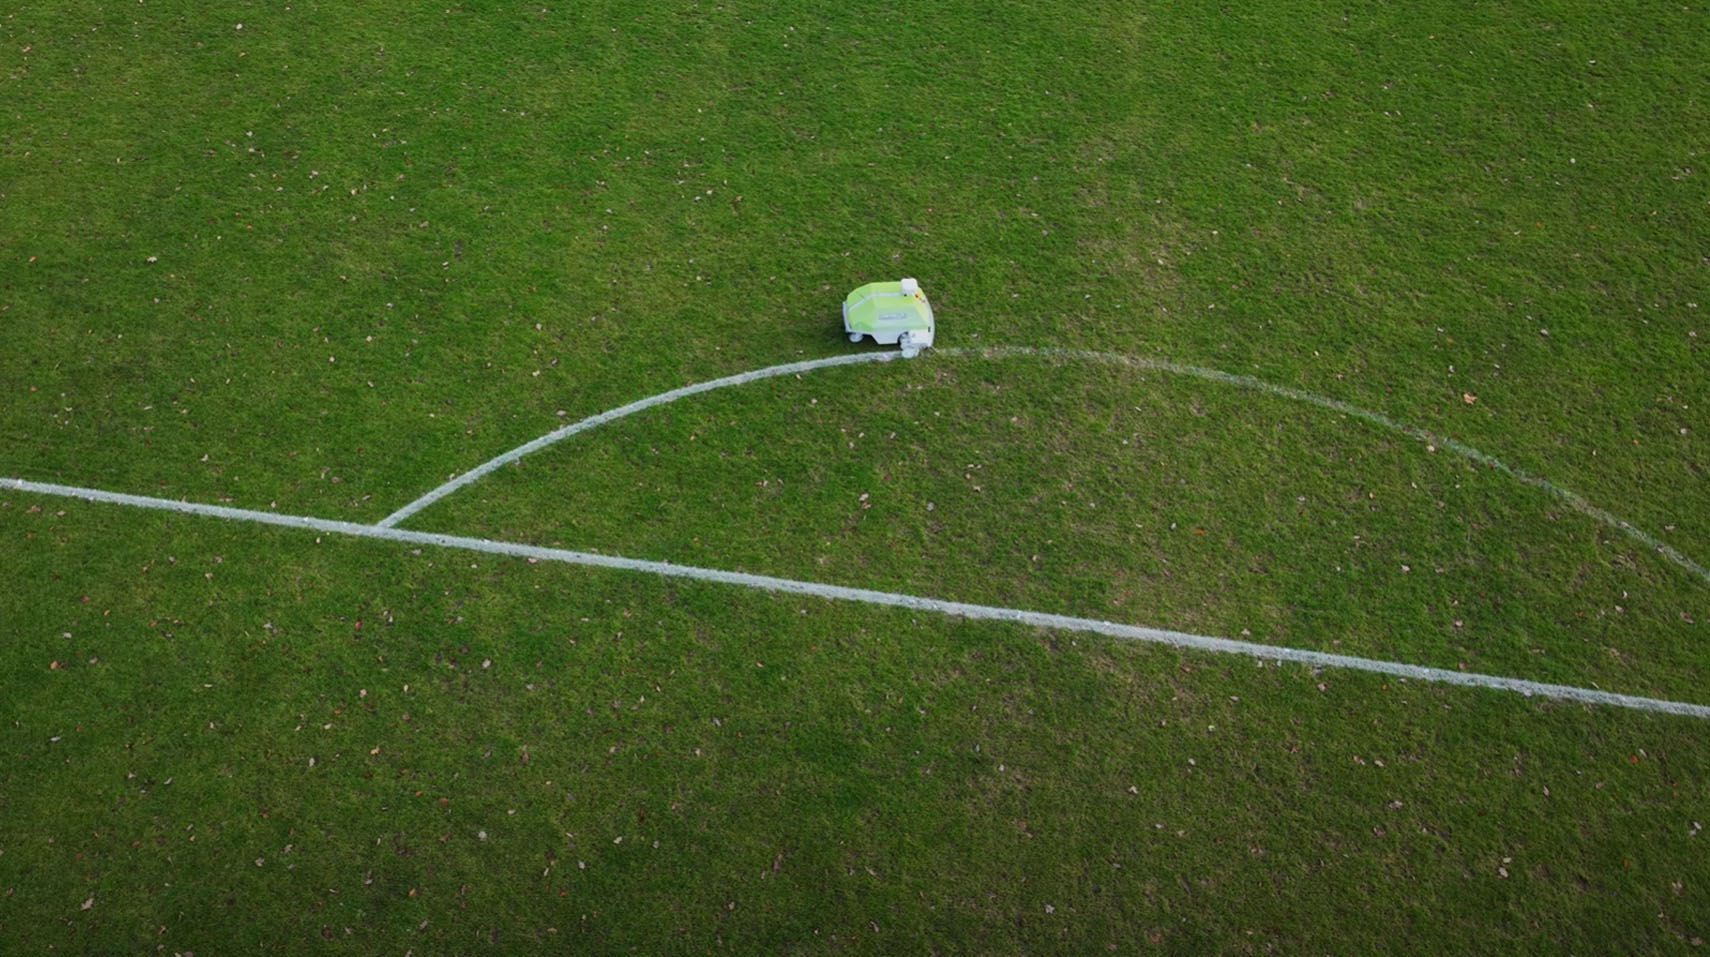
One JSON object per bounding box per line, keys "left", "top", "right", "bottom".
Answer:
{"left": 3, "top": 0, "right": 1708, "bottom": 950}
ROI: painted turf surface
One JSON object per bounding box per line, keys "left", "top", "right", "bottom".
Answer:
{"left": 4, "top": 0, "right": 1708, "bottom": 949}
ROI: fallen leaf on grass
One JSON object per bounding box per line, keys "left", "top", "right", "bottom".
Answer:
{"left": 1462, "top": 393, "right": 1477, "bottom": 404}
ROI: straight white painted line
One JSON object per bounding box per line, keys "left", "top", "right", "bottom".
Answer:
{"left": 377, "top": 351, "right": 899, "bottom": 528}
{"left": 8, "top": 476, "right": 1709, "bottom": 719}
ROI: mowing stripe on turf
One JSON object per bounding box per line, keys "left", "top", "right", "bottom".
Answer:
{"left": 389, "top": 345, "right": 1709, "bottom": 588}
{"left": 376, "top": 351, "right": 900, "bottom": 528}
{"left": 8, "top": 476, "right": 1709, "bottom": 720}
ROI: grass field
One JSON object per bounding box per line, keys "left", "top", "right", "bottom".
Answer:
{"left": 3, "top": 0, "right": 1708, "bottom": 950}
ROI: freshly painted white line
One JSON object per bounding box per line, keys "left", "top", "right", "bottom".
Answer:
{"left": 377, "top": 351, "right": 899, "bottom": 528}
{"left": 8, "top": 476, "right": 1709, "bottom": 719}
{"left": 394, "top": 344, "right": 1707, "bottom": 587}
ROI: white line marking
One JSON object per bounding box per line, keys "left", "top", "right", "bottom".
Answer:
{"left": 377, "top": 351, "right": 899, "bottom": 527}
{"left": 955, "top": 347, "right": 1710, "bottom": 587}
{"left": 390, "top": 345, "right": 1708, "bottom": 588}
{"left": 7, "top": 476, "right": 1709, "bottom": 719}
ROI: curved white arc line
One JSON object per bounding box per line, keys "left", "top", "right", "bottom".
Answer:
{"left": 940, "top": 347, "right": 1710, "bottom": 587}
{"left": 388, "top": 344, "right": 1706, "bottom": 587}
{"left": 376, "top": 351, "right": 900, "bottom": 528}
{"left": 7, "top": 475, "right": 1709, "bottom": 719}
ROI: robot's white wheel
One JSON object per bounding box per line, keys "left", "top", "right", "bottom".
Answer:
{"left": 848, "top": 332, "right": 864, "bottom": 343}
{"left": 900, "top": 347, "right": 921, "bottom": 359}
